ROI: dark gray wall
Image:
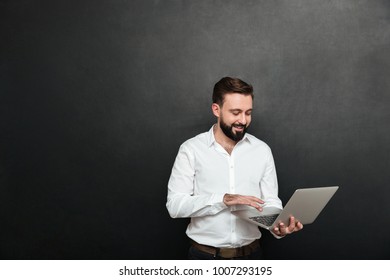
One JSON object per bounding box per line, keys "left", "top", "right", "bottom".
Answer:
{"left": 1, "top": 0, "right": 389, "bottom": 259}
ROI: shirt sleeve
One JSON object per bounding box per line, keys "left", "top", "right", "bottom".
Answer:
{"left": 166, "top": 143, "right": 228, "bottom": 218}
{"left": 260, "top": 147, "right": 283, "bottom": 210}
{"left": 260, "top": 147, "right": 284, "bottom": 238}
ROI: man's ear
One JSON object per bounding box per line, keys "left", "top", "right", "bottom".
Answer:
{"left": 211, "top": 103, "right": 220, "bottom": 118}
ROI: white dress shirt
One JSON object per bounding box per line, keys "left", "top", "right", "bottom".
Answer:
{"left": 166, "top": 126, "right": 282, "bottom": 248}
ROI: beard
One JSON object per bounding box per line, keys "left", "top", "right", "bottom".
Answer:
{"left": 219, "top": 119, "right": 249, "bottom": 142}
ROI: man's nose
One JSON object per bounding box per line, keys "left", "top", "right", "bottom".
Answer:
{"left": 239, "top": 113, "right": 247, "bottom": 124}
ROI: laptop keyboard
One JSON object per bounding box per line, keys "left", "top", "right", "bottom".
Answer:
{"left": 249, "top": 214, "right": 279, "bottom": 226}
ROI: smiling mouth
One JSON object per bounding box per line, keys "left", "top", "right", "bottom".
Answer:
{"left": 234, "top": 124, "right": 245, "bottom": 128}
{"left": 233, "top": 124, "right": 245, "bottom": 131}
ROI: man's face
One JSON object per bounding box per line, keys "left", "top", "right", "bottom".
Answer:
{"left": 215, "top": 93, "right": 253, "bottom": 142}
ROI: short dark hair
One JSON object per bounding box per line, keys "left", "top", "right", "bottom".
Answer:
{"left": 212, "top": 77, "right": 254, "bottom": 106}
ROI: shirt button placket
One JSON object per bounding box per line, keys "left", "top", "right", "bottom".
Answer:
{"left": 229, "top": 156, "right": 235, "bottom": 193}
{"left": 229, "top": 155, "right": 237, "bottom": 245}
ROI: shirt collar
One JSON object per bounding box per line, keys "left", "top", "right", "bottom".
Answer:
{"left": 207, "top": 126, "right": 216, "bottom": 147}
{"left": 207, "top": 125, "right": 251, "bottom": 147}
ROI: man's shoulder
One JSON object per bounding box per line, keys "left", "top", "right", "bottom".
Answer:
{"left": 181, "top": 131, "right": 210, "bottom": 148}
{"left": 245, "top": 133, "right": 272, "bottom": 151}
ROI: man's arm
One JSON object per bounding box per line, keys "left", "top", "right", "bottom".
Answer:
{"left": 260, "top": 148, "right": 304, "bottom": 237}
{"left": 166, "top": 143, "right": 228, "bottom": 218}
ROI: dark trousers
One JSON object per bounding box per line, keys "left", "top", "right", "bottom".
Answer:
{"left": 188, "top": 244, "right": 264, "bottom": 260}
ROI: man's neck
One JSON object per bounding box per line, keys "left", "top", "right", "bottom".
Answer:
{"left": 213, "top": 124, "right": 237, "bottom": 154}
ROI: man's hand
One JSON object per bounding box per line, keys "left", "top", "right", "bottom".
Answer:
{"left": 272, "top": 216, "right": 303, "bottom": 237}
{"left": 223, "top": 194, "right": 264, "bottom": 211}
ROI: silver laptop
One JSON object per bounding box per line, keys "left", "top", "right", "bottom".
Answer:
{"left": 232, "top": 186, "right": 339, "bottom": 230}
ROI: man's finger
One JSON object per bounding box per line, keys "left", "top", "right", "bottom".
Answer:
{"left": 248, "top": 196, "right": 264, "bottom": 204}
{"left": 288, "top": 216, "right": 296, "bottom": 232}
{"left": 224, "top": 194, "right": 264, "bottom": 208}
{"left": 279, "top": 222, "right": 287, "bottom": 236}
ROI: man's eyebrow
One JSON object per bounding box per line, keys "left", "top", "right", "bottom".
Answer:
{"left": 229, "top": 109, "right": 253, "bottom": 112}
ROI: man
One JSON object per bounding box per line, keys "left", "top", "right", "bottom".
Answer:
{"left": 166, "top": 77, "right": 303, "bottom": 259}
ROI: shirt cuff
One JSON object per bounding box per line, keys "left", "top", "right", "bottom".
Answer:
{"left": 209, "top": 193, "right": 228, "bottom": 212}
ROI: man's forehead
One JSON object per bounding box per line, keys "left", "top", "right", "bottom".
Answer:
{"left": 222, "top": 93, "right": 253, "bottom": 108}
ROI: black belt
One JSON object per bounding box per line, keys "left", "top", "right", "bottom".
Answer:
{"left": 191, "top": 240, "right": 260, "bottom": 259}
